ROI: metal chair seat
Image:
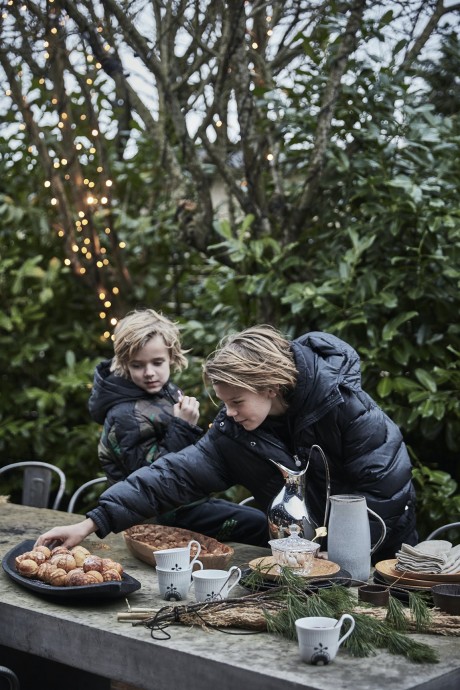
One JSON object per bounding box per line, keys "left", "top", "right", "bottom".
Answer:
{"left": 0, "top": 461, "right": 66, "bottom": 510}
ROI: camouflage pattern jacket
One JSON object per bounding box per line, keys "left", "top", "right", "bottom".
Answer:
{"left": 88, "top": 359, "right": 202, "bottom": 485}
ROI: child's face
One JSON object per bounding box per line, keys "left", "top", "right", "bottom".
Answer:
{"left": 213, "top": 382, "right": 279, "bottom": 431}
{"left": 127, "top": 335, "right": 171, "bottom": 394}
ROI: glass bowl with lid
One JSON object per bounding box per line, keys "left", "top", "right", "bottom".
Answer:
{"left": 268, "top": 524, "right": 320, "bottom": 576}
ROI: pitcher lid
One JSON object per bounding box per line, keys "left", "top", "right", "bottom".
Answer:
{"left": 268, "top": 524, "right": 320, "bottom": 553}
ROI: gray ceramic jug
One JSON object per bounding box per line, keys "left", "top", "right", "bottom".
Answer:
{"left": 327, "top": 494, "right": 387, "bottom": 582}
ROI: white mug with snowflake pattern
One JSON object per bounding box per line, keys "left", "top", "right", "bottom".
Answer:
{"left": 156, "top": 560, "right": 203, "bottom": 601}
{"left": 295, "top": 614, "right": 355, "bottom": 665}
{"left": 153, "top": 539, "right": 202, "bottom": 571}
{"left": 192, "top": 566, "right": 241, "bottom": 602}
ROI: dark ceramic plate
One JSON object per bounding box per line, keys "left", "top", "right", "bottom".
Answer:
{"left": 2, "top": 539, "right": 141, "bottom": 601}
{"left": 240, "top": 566, "right": 352, "bottom": 593}
{"left": 373, "top": 571, "right": 433, "bottom": 606}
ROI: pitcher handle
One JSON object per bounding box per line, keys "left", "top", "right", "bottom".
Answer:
{"left": 309, "top": 445, "right": 331, "bottom": 527}
{"left": 367, "top": 507, "right": 387, "bottom": 554}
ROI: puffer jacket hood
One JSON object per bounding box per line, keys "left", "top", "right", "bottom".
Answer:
{"left": 88, "top": 359, "right": 177, "bottom": 424}
{"left": 288, "top": 332, "right": 362, "bottom": 425}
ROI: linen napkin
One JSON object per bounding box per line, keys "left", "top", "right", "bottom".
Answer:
{"left": 395, "top": 540, "right": 460, "bottom": 574}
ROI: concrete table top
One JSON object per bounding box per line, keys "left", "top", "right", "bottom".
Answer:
{"left": 0, "top": 502, "right": 459, "bottom": 690}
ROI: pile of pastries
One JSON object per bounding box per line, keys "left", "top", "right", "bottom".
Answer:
{"left": 15, "top": 545, "right": 123, "bottom": 587}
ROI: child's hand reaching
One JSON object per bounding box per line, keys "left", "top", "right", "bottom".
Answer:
{"left": 174, "top": 393, "right": 200, "bottom": 426}
{"left": 35, "top": 518, "right": 97, "bottom": 550}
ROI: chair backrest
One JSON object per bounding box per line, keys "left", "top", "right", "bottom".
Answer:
{"left": 67, "top": 476, "right": 107, "bottom": 513}
{"left": 0, "top": 665, "right": 20, "bottom": 690}
{"left": 426, "top": 522, "right": 460, "bottom": 540}
{"left": 0, "top": 461, "right": 66, "bottom": 510}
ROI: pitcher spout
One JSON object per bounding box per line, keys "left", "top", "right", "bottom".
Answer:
{"left": 268, "top": 457, "right": 308, "bottom": 481}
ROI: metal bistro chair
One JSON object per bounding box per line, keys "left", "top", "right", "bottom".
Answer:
{"left": 67, "top": 476, "right": 107, "bottom": 513}
{"left": 0, "top": 665, "right": 20, "bottom": 690}
{"left": 0, "top": 461, "right": 66, "bottom": 510}
{"left": 426, "top": 522, "right": 460, "bottom": 540}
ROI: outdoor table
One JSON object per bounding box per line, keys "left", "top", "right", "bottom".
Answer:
{"left": 1, "top": 502, "right": 459, "bottom": 690}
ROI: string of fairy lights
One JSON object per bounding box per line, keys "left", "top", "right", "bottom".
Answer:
{"left": 2, "top": 0, "right": 125, "bottom": 340}
{"left": 2, "top": 1, "right": 277, "bottom": 340}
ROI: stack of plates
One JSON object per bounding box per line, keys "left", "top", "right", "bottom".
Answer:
{"left": 374, "top": 559, "right": 460, "bottom": 590}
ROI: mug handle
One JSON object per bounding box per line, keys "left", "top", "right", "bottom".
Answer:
{"left": 188, "top": 539, "right": 202, "bottom": 566}
{"left": 337, "top": 614, "right": 355, "bottom": 647}
{"left": 367, "top": 508, "right": 387, "bottom": 554}
{"left": 225, "top": 566, "right": 242, "bottom": 593}
{"left": 192, "top": 559, "right": 203, "bottom": 571}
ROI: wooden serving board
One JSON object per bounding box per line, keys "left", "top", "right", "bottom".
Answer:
{"left": 248, "top": 555, "right": 340, "bottom": 581}
{"left": 375, "top": 559, "right": 460, "bottom": 588}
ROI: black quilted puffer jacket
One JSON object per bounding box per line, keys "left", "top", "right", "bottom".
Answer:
{"left": 88, "top": 359, "right": 203, "bottom": 484}
{"left": 87, "top": 333, "right": 417, "bottom": 560}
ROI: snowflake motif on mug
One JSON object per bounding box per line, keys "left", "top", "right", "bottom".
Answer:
{"left": 205, "top": 591, "right": 222, "bottom": 602}
{"left": 165, "top": 584, "right": 182, "bottom": 601}
{"left": 171, "top": 563, "right": 182, "bottom": 571}
{"left": 310, "top": 642, "right": 330, "bottom": 666}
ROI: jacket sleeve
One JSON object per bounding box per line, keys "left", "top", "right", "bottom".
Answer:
{"left": 87, "top": 429, "right": 231, "bottom": 537}
{"left": 154, "top": 416, "right": 202, "bottom": 458}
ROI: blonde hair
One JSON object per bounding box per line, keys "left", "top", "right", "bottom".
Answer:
{"left": 203, "top": 325, "right": 298, "bottom": 393}
{"left": 111, "top": 309, "right": 188, "bottom": 378}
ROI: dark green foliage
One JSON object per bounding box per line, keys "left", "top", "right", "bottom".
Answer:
{"left": 0, "top": 3, "right": 458, "bottom": 526}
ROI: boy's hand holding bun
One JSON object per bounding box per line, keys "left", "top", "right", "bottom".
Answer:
{"left": 174, "top": 393, "right": 200, "bottom": 426}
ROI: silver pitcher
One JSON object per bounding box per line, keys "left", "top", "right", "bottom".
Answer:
{"left": 267, "top": 445, "right": 331, "bottom": 540}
